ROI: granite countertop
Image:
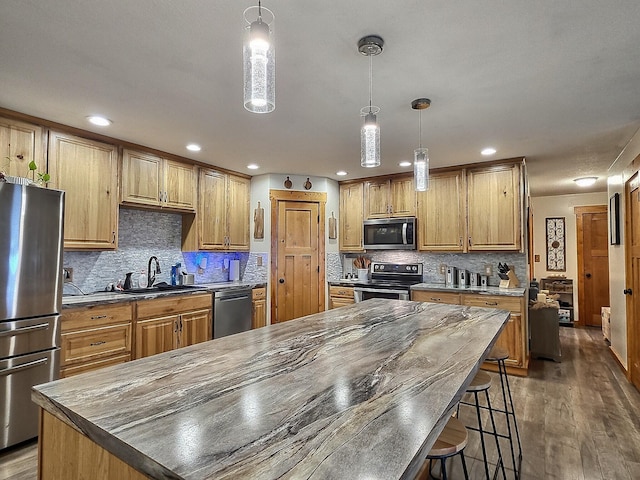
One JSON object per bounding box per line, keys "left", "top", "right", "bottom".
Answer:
{"left": 411, "top": 282, "right": 526, "bottom": 297}
{"left": 33, "top": 299, "right": 509, "bottom": 479}
{"left": 62, "top": 281, "right": 266, "bottom": 308}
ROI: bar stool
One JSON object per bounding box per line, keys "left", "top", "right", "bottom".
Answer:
{"left": 459, "top": 370, "right": 506, "bottom": 480}
{"left": 486, "top": 346, "right": 522, "bottom": 478}
{"left": 415, "top": 416, "right": 469, "bottom": 480}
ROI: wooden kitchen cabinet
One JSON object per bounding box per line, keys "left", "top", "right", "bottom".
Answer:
{"left": 467, "top": 162, "right": 521, "bottom": 251}
{"left": 364, "top": 176, "right": 415, "bottom": 219}
{"left": 121, "top": 149, "right": 196, "bottom": 211}
{"left": 188, "top": 168, "right": 250, "bottom": 250}
{"left": 339, "top": 182, "right": 364, "bottom": 251}
{"left": 135, "top": 294, "right": 212, "bottom": 359}
{"left": 417, "top": 170, "right": 466, "bottom": 251}
{"left": 329, "top": 285, "right": 355, "bottom": 309}
{"left": 48, "top": 131, "right": 119, "bottom": 250}
{"left": 60, "top": 303, "right": 133, "bottom": 378}
{"left": 411, "top": 290, "right": 461, "bottom": 305}
{"left": 252, "top": 287, "right": 267, "bottom": 329}
{"left": 461, "top": 293, "right": 526, "bottom": 374}
{"left": 0, "top": 116, "right": 45, "bottom": 178}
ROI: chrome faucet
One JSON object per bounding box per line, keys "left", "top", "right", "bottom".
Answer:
{"left": 148, "top": 256, "right": 161, "bottom": 287}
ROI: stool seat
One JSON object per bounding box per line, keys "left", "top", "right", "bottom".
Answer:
{"left": 466, "top": 370, "right": 492, "bottom": 392}
{"left": 486, "top": 345, "right": 509, "bottom": 362}
{"left": 427, "top": 417, "right": 468, "bottom": 458}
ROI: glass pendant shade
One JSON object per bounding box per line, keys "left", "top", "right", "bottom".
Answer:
{"left": 414, "top": 147, "right": 429, "bottom": 191}
{"left": 361, "top": 112, "right": 380, "bottom": 167}
{"left": 243, "top": 5, "right": 275, "bottom": 113}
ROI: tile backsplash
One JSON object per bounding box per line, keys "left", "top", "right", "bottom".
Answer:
{"left": 63, "top": 209, "right": 264, "bottom": 294}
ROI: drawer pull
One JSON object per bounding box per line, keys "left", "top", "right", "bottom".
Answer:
{"left": 430, "top": 297, "right": 441, "bottom": 302}
{"left": 485, "top": 302, "right": 499, "bottom": 306}
{"left": 91, "top": 315, "right": 107, "bottom": 320}
{"left": 90, "top": 341, "right": 107, "bottom": 346}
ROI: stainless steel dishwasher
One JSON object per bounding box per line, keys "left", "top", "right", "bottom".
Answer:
{"left": 213, "top": 288, "right": 252, "bottom": 338}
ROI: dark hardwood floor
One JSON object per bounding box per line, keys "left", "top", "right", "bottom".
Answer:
{"left": 2, "top": 327, "right": 639, "bottom": 480}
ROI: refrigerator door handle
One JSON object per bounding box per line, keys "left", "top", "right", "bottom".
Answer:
{"left": 0, "top": 323, "right": 49, "bottom": 337}
{"left": 0, "top": 357, "right": 48, "bottom": 377}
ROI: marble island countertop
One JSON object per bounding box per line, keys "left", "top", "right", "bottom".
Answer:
{"left": 33, "top": 299, "right": 508, "bottom": 480}
{"left": 62, "top": 281, "right": 266, "bottom": 308}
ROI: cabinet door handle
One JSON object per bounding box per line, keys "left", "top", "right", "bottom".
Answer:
{"left": 112, "top": 231, "right": 116, "bottom": 244}
{"left": 90, "top": 341, "right": 106, "bottom": 347}
{"left": 159, "top": 191, "right": 163, "bottom": 202}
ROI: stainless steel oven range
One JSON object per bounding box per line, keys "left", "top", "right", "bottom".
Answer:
{"left": 353, "top": 262, "right": 423, "bottom": 302}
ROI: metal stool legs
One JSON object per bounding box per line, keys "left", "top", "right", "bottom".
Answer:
{"left": 427, "top": 452, "right": 469, "bottom": 480}
{"left": 494, "top": 357, "right": 522, "bottom": 479}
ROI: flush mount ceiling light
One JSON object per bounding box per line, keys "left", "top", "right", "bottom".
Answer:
{"left": 336, "top": 170, "right": 348, "bottom": 176}
{"left": 243, "top": 1, "right": 275, "bottom": 113}
{"left": 481, "top": 147, "right": 496, "bottom": 156}
{"left": 358, "top": 35, "right": 383, "bottom": 168}
{"left": 574, "top": 176, "right": 597, "bottom": 187}
{"left": 186, "top": 143, "right": 201, "bottom": 152}
{"left": 411, "top": 98, "right": 431, "bottom": 192}
{"left": 247, "top": 163, "right": 260, "bottom": 170}
{"left": 86, "top": 115, "right": 112, "bottom": 126}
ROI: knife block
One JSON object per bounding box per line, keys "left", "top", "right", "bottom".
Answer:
{"left": 499, "top": 269, "right": 520, "bottom": 288}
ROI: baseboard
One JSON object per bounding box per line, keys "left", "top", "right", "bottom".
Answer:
{"left": 608, "top": 346, "right": 628, "bottom": 376}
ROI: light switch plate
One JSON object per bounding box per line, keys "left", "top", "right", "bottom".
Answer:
{"left": 257, "top": 255, "right": 263, "bottom": 266}
{"left": 63, "top": 267, "right": 73, "bottom": 283}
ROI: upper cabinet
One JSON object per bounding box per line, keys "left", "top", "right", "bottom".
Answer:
{"left": 48, "top": 131, "right": 119, "bottom": 250}
{"left": 339, "top": 182, "right": 364, "bottom": 252}
{"left": 467, "top": 162, "right": 521, "bottom": 251}
{"left": 0, "top": 117, "right": 45, "bottom": 178}
{"left": 417, "top": 170, "right": 466, "bottom": 251}
{"left": 121, "top": 149, "right": 196, "bottom": 212}
{"left": 189, "top": 168, "right": 250, "bottom": 251}
{"left": 364, "top": 176, "right": 415, "bottom": 219}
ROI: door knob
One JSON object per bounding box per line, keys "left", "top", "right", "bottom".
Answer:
{"left": 624, "top": 288, "right": 633, "bottom": 295}
{"left": 279, "top": 278, "right": 285, "bottom": 284}
{"left": 586, "top": 273, "right": 592, "bottom": 278}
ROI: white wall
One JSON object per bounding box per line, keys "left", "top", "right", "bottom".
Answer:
{"left": 531, "top": 192, "right": 608, "bottom": 320}
{"left": 606, "top": 126, "right": 640, "bottom": 368}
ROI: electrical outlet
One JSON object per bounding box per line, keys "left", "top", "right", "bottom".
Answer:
{"left": 63, "top": 267, "right": 73, "bottom": 283}
{"left": 439, "top": 264, "right": 446, "bottom": 275}
{"left": 484, "top": 264, "right": 493, "bottom": 276}
{"left": 257, "top": 255, "right": 263, "bottom": 267}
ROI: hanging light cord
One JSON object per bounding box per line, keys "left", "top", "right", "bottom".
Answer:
{"left": 418, "top": 109, "right": 423, "bottom": 149}
{"left": 258, "top": 0, "right": 262, "bottom": 20}
{"left": 368, "top": 50, "right": 373, "bottom": 113}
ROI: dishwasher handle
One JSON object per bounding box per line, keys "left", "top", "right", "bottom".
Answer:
{"left": 214, "top": 289, "right": 252, "bottom": 300}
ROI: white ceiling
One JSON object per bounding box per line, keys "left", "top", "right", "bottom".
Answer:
{"left": 2, "top": 1, "right": 640, "bottom": 196}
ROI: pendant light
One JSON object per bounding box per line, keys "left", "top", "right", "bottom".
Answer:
{"left": 243, "top": 1, "right": 275, "bottom": 113}
{"left": 412, "top": 98, "right": 431, "bottom": 191}
{"left": 358, "top": 35, "right": 384, "bottom": 168}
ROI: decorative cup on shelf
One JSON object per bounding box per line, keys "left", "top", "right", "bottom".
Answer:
{"left": 357, "top": 269, "right": 369, "bottom": 281}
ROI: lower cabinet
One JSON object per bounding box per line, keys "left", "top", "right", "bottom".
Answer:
{"left": 135, "top": 294, "right": 212, "bottom": 359}
{"left": 412, "top": 290, "right": 527, "bottom": 375}
{"left": 60, "top": 303, "right": 133, "bottom": 378}
{"left": 329, "top": 286, "right": 355, "bottom": 309}
{"left": 252, "top": 287, "right": 267, "bottom": 329}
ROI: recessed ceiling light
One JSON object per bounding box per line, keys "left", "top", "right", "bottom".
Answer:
{"left": 336, "top": 171, "right": 348, "bottom": 176}
{"left": 398, "top": 161, "right": 412, "bottom": 167}
{"left": 247, "top": 164, "right": 260, "bottom": 170}
{"left": 186, "top": 144, "right": 201, "bottom": 152}
{"left": 481, "top": 147, "right": 496, "bottom": 156}
{"left": 86, "top": 115, "right": 112, "bottom": 126}
{"left": 574, "top": 177, "right": 597, "bottom": 187}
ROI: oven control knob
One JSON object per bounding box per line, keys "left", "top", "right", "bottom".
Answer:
{"left": 378, "top": 265, "right": 384, "bottom": 270}
{"left": 405, "top": 266, "right": 411, "bottom": 271}
{"left": 412, "top": 266, "right": 417, "bottom": 271}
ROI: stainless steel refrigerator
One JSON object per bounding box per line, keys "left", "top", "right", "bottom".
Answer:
{"left": 0, "top": 182, "right": 64, "bottom": 450}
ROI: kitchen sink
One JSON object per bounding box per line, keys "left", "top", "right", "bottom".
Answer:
{"left": 121, "top": 283, "right": 203, "bottom": 294}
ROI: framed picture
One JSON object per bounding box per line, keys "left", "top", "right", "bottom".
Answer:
{"left": 546, "top": 217, "right": 566, "bottom": 271}
{"left": 610, "top": 193, "right": 620, "bottom": 245}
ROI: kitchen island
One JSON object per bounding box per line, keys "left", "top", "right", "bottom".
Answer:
{"left": 32, "top": 299, "right": 509, "bottom": 480}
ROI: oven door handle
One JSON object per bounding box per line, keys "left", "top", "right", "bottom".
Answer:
{"left": 354, "top": 287, "right": 410, "bottom": 295}
{"left": 402, "top": 222, "right": 408, "bottom": 244}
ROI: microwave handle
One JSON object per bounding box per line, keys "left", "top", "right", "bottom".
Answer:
{"left": 402, "top": 222, "right": 408, "bottom": 244}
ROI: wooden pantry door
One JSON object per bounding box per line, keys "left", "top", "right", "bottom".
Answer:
{"left": 270, "top": 190, "right": 326, "bottom": 323}
{"left": 626, "top": 172, "right": 640, "bottom": 391}
{"left": 575, "top": 205, "right": 610, "bottom": 327}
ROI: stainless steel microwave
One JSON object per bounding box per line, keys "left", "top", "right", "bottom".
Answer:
{"left": 363, "top": 217, "right": 416, "bottom": 250}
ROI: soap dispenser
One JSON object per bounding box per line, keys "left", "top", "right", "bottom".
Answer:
{"left": 123, "top": 272, "right": 133, "bottom": 290}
